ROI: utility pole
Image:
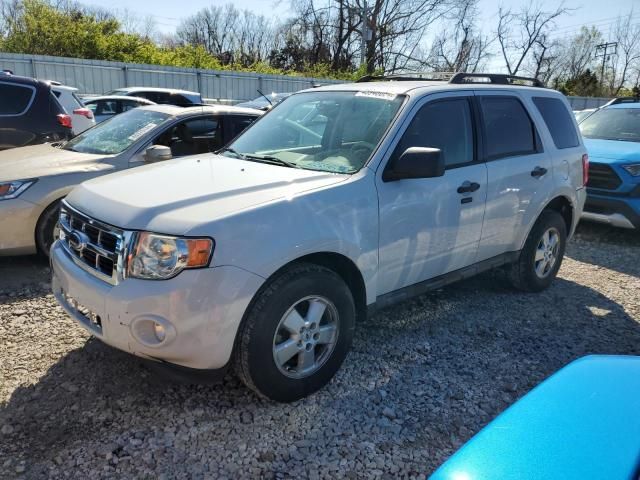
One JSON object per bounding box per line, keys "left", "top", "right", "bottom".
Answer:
{"left": 360, "top": 1, "right": 371, "bottom": 68}
{"left": 595, "top": 42, "right": 618, "bottom": 92}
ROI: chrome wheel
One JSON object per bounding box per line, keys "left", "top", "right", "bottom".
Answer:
{"left": 272, "top": 295, "right": 339, "bottom": 379}
{"left": 534, "top": 227, "right": 560, "bottom": 279}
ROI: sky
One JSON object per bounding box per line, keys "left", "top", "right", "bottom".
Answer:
{"left": 79, "top": 0, "right": 638, "bottom": 41}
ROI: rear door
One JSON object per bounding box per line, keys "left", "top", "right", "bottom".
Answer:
{"left": 376, "top": 92, "right": 488, "bottom": 295}
{"left": 475, "top": 92, "right": 552, "bottom": 261}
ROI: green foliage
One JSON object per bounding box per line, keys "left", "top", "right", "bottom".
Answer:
{"left": 558, "top": 70, "right": 601, "bottom": 97}
{"left": 0, "top": 0, "right": 354, "bottom": 80}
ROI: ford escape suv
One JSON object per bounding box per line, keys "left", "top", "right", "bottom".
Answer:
{"left": 51, "top": 73, "right": 587, "bottom": 402}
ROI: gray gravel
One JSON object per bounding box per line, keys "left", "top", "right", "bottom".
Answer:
{"left": 1, "top": 222, "right": 639, "bottom": 479}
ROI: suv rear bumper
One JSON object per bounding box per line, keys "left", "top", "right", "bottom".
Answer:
{"left": 50, "top": 240, "right": 264, "bottom": 370}
{"left": 582, "top": 195, "right": 640, "bottom": 229}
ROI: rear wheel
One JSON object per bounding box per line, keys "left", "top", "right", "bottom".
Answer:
{"left": 508, "top": 210, "right": 567, "bottom": 292}
{"left": 35, "top": 200, "right": 61, "bottom": 257}
{"left": 234, "top": 263, "right": 355, "bottom": 402}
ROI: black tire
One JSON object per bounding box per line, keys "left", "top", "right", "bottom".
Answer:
{"left": 508, "top": 210, "right": 567, "bottom": 292}
{"left": 234, "top": 263, "right": 356, "bottom": 402}
{"left": 35, "top": 200, "right": 61, "bottom": 257}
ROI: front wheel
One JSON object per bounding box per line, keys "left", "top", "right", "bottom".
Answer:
{"left": 234, "top": 263, "right": 355, "bottom": 402}
{"left": 508, "top": 210, "right": 567, "bottom": 292}
{"left": 35, "top": 200, "right": 61, "bottom": 257}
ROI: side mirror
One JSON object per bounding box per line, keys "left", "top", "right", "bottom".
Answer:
{"left": 144, "top": 145, "right": 172, "bottom": 163}
{"left": 383, "top": 147, "right": 445, "bottom": 181}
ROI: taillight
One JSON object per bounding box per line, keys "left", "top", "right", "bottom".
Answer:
{"left": 57, "top": 114, "right": 72, "bottom": 129}
{"left": 582, "top": 153, "right": 589, "bottom": 186}
{"left": 73, "top": 107, "right": 94, "bottom": 120}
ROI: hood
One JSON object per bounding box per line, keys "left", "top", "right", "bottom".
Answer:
{"left": 66, "top": 154, "right": 349, "bottom": 234}
{"left": 583, "top": 138, "right": 640, "bottom": 164}
{"left": 0, "top": 143, "right": 109, "bottom": 182}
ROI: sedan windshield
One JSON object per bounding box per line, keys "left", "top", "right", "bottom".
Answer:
{"left": 579, "top": 107, "right": 640, "bottom": 142}
{"left": 63, "top": 109, "right": 170, "bottom": 154}
{"left": 224, "top": 91, "right": 405, "bottom": 173}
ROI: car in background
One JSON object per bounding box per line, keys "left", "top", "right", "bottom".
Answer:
{"left": 430, "top": 355, "right": 640, "bottom": 480}
{"left": 50, "top": 82, "right": 95, "bottom": 134}
{"left": 83, "top": 95, "right": 156, "bottom": 123}
{"left": 579, "top": 102, "right": 640, "bottom": 229}
{"left": 235, "top": 91, "right": 292, "bottom": 110}
{"left": 0, "top": 104, "right": 261, "bottom": 256}
{"left": 573, "top": 108, "right": 596, "bottom": 123}
{"left": 104, "top": 87, "right": 202, "bottom": 106}
{"left": 0, "top": 72, "right": 72, "bottom": 150}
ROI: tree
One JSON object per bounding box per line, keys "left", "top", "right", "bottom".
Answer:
{"left": 496, "top": 3, "right": 569, "bottom": 76}
{"left": 608, "top": 12, "right": 640, "bottom": 95}
{"left": 560, "top": 69, "right": 600, "bottom": 96}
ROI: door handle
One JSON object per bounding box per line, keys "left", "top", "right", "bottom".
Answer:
{"left": 457, "top": 181, "right": 480, "bottom": 194}
{"left": 531, "top": 166, "right": 548, "bottom": 178}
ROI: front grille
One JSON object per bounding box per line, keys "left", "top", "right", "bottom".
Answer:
{"left": 58, "top": 202, "right": 125, "bottom": 284}
{"left": 587, "top": 163, "right": 622, "bottom": 190}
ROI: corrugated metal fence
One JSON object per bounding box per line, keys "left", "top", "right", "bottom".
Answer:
{"left": 0, "top": 52, "right": 617, "bottom": 108}
{"left": 0, "top": 52, "right": 342, "bottom": 104}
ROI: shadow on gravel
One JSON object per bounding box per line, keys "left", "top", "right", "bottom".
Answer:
{"left": 0, "top": 255, "right": 51, "bottom": 304}
{"left": 568, "top": 222, "right": 640, "bottom": 278}
{"left": 1, "top": 267, "right": 639, "bottom": 477}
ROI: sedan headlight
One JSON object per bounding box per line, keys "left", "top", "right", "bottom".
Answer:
{"left": 0, "top": 179, "right": 36, "bottom": 200}
{"left": 622, "top": 164, "right": 640, "bottom": 177}
{"left": 127, "top": 232, "right": 213, "bottom": 280}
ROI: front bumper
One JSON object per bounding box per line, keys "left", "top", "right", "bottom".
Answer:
{"left": 582, "top": 194, "right": 640, "bottom": 229}
{"left": 0, "top": 198, "right": 40, "bottom": 255}
{"left": 51, "top": 241, "right": 264, "bottom": 370}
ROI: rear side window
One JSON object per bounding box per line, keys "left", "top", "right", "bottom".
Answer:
{"left": 0, "top": 82, "right": 35, "bottom": 115}
{"left": 532, "top": 97, "right": 579, "bottom": 149}
{"left": 479, "top": 96, "right": 537, "bottom": 159}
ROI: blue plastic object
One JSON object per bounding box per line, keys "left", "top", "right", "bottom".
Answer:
{"left": 430, "top": 355, "right": 640, "bottom": 480}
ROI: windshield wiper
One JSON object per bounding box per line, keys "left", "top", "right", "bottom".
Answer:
{"left": 242, "top": 153, "right": 299, "bottom": 168}
{"left": 218, "top": 147, "right": 248, "bottom": 159}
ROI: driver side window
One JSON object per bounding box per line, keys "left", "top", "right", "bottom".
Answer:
{"left": 153, "top": 116, "right": 222, "bottom": 157}
{"left": 390, "top": 98, "right": 474, "bottom": 169}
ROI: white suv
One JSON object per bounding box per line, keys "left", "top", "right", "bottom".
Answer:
{"left": 51, "top": 73, "right": 587, "bottom": 402}
{"left": 51, "top": 83, "right": 95, "bottom": 134}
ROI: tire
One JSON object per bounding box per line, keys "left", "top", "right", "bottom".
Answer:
{"left": 508, "top": 210, "right": 567, "bottom": 292}
{"left": 35, "top": 200, "right": 62, "bottom": 258}
{"left": 234, "top": 263, "right": 356, "bottom": 402}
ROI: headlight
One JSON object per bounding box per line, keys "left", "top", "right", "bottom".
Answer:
{"left": 622, "top": 164, "right": 640, "bottom": 177}
{"left": 127, "top": 232, "right": 213, "bottom": 280}
{"left": 0, "top": 179, "right": 36, "bottom": 200}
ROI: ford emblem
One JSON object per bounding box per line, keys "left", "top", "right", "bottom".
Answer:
{"left": 68, "top": 231, "right": 88, "bottom": 252}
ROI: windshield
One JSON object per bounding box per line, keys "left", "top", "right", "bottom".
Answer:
{"left": 579, "top": 107, "right": 640, "bottom": 142}
{"left": 224, "top": 91, "right": 405, "bottom": 173}
{"left": 63, "top": 109, "right": 170, "bottom": 155}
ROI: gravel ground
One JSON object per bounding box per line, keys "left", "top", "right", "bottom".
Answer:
{"left": 0, "top": 222, "right": 638, "bottom": 479}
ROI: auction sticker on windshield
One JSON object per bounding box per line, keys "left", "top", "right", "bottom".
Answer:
{"left": 355, "top": 91, "right": 397, "bottom": 100}
{"left": 128, "top": 123, "right": 158, "bottom": 141}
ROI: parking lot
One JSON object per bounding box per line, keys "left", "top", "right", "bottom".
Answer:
{"left": 0, "top": 222, "right": 637, "bottom": 479}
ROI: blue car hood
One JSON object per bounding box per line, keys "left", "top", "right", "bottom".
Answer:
{"left": 584, "top": 138, "right": 640, "bottom": 164}
{"left": 430, "top": 355, "right": 640, "bottom": 480}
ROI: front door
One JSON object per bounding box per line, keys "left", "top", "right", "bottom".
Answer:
{"left": 376, "top": 92, "right": 487, "bottom": 296}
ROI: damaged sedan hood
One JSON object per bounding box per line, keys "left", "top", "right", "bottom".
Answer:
{"left": 0, "top": 143, "right": 110, "bottom": 182}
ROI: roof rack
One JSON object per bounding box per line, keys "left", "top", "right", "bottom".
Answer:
{"left": 355, "top": 71, "right": 455, "bottom": 83}
{"left": 449, "top": 73, "right": 545, "bottom": 88}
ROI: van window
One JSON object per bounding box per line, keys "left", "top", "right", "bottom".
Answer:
{"left": 533, "top": 97, "right": 579, "bottom": 149}
{"left": 391, "top": 98, "right": 474, "bottom": 168}
{"left": 0, "top": 83, "right": 35, "bottom": 115}
{"left": 479, "top": 96, "right": 537, "bottom": 159}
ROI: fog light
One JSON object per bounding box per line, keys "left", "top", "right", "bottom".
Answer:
{"left": 153, "top": 323, "right": 166, "bottom": 342}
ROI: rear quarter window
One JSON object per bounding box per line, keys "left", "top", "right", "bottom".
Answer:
{"left": 0, "top": 82, "right": 35, "bottom": 115}
{"left": 532, "top": 97, "right": 580, "bottom": 149}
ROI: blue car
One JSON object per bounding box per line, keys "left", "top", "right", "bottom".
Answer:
{"left": 579, "top": 102, "right": 640, "bottom": 229}
{"left": 431, "top": 355, "right": 640, "bottom": 480}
